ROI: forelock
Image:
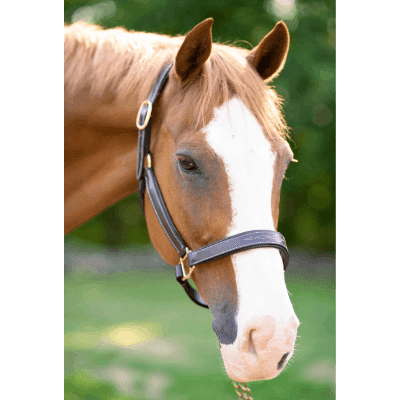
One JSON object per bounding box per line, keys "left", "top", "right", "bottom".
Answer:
{"left": 174, "top": 43, "right": 289, "bottom": 143}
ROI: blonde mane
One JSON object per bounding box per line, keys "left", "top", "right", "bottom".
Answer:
{"left": 64, "top": 22, "right": 288, "bottom": 141}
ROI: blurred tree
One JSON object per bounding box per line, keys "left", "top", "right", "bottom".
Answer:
{"left": 65, "top": 0, "right": 335, "bottom": 251}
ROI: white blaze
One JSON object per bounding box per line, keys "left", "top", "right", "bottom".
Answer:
{"left": 204, "top": 97, "right": 297, "bottom": 380}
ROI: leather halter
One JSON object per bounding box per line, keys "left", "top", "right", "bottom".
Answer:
{"left": 136, "top": 62, "right": 289, "bottom": 308}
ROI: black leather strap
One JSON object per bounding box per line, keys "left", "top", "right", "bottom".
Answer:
{"left": 136, "top": 62, "right": 173, "bottom": 182}
{"left": 136, "top": 63, "right": 174, "bottom": 213}
{"left": 144, "top": 166, "right": 188, "bottom": 258}
{"left": 175, "top": 264, "right": 208, "bottom": 308}
{"left": 136, "top": 116, "right": 150, "bottom": 181}
{"left": 188, "top": 230, "right": 289, "bottom": 270}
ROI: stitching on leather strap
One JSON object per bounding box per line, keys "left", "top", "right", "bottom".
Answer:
{"left": 193, "top": 230, "right": 283, "bottom": 253}
{"left": 190, "top": 241, "right": 287, "bottom": 265}
{"left": 188, "top": 231, "right": 286, "bottom": 263}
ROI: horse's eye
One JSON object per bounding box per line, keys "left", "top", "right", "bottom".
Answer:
{"left": 177, "top": 155, "right": 197, "bottom": 171}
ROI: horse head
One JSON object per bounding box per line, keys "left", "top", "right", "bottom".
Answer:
{"left": 141, "top": 18, "right": 299, "bottom": 382}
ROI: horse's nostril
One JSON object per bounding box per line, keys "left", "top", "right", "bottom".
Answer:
{"left": 277, "top": 352, "right": 289, "bottom": 370}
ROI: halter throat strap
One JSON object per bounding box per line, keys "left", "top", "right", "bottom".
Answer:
{"left": 136, "top": 63, "right": 289, "bottom": 309}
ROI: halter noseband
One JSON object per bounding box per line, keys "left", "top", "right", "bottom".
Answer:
{"left": 136, "top": 62, "right": 289, "bottom": 308}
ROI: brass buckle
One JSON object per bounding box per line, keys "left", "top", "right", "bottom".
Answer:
{"left": 146, "top": 154, "right": 152, "bottom": 169}
{"left": 180, "top": 247, "right": 195, "bottom": 281}
{"left": 136, "top": 100, "right": 153, "bottom": 130}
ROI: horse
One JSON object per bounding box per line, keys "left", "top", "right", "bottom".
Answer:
{"left": 64, "top": 18, "right": 300, "bottom": 385}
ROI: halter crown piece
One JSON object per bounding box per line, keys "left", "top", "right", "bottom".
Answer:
{"left": 136, "top": 62, "right": 289, "bottom": 309}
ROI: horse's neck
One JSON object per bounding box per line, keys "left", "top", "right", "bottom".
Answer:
{"left": 64, "top": 28, "right": 172, "bottom": 234}
{"left": 64, "top": 122, "right": 139, "bottom": 234}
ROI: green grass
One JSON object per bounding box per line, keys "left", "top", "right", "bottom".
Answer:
{"left": 65, "top": 268, "right": 335, "bottom": 399}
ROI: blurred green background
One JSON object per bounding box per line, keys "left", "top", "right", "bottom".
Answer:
{"left": 65, "top": 264, "right": 335, "bottom": 400}
{"left": 65, "top": 1, "right": 335, "bottom": 399}
{"left": 64, "top": 0, "right": 335, "bottom": 252}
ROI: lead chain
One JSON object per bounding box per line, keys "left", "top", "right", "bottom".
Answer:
{"left": 232, "top": 381, "right": 253, "bottom": 400}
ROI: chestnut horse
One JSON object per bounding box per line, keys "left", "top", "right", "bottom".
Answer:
{"left": 65, "top": 18, "right": 299, "bottom": 383}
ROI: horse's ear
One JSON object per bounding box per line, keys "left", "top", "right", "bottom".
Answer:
{"left": 247, "top": 21, "right": 290, "bottom": 81}
{"left": 175, "top": 18, "right": 213, "bottom": 82}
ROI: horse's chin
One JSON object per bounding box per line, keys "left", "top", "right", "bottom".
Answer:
{"left": 220, "top": 344, "right": 288, "bottom": 382}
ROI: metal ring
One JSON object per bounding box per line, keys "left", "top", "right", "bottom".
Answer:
{"left": 180, "top": 248, "right": 194, "bottom": 281}
{"left": 136, "top": 100, "right": 153, "bottom": 130}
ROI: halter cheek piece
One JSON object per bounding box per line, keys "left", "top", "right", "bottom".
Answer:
{"left": 136, "top": 62, "right": 289, "bottom": 309}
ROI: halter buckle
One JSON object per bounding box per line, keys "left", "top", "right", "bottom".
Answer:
{"left": 136, "top": 100, "right": 153, "bottom": 130}
{"left": 180, "top": 248, "right": 195, "bottom": 281}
